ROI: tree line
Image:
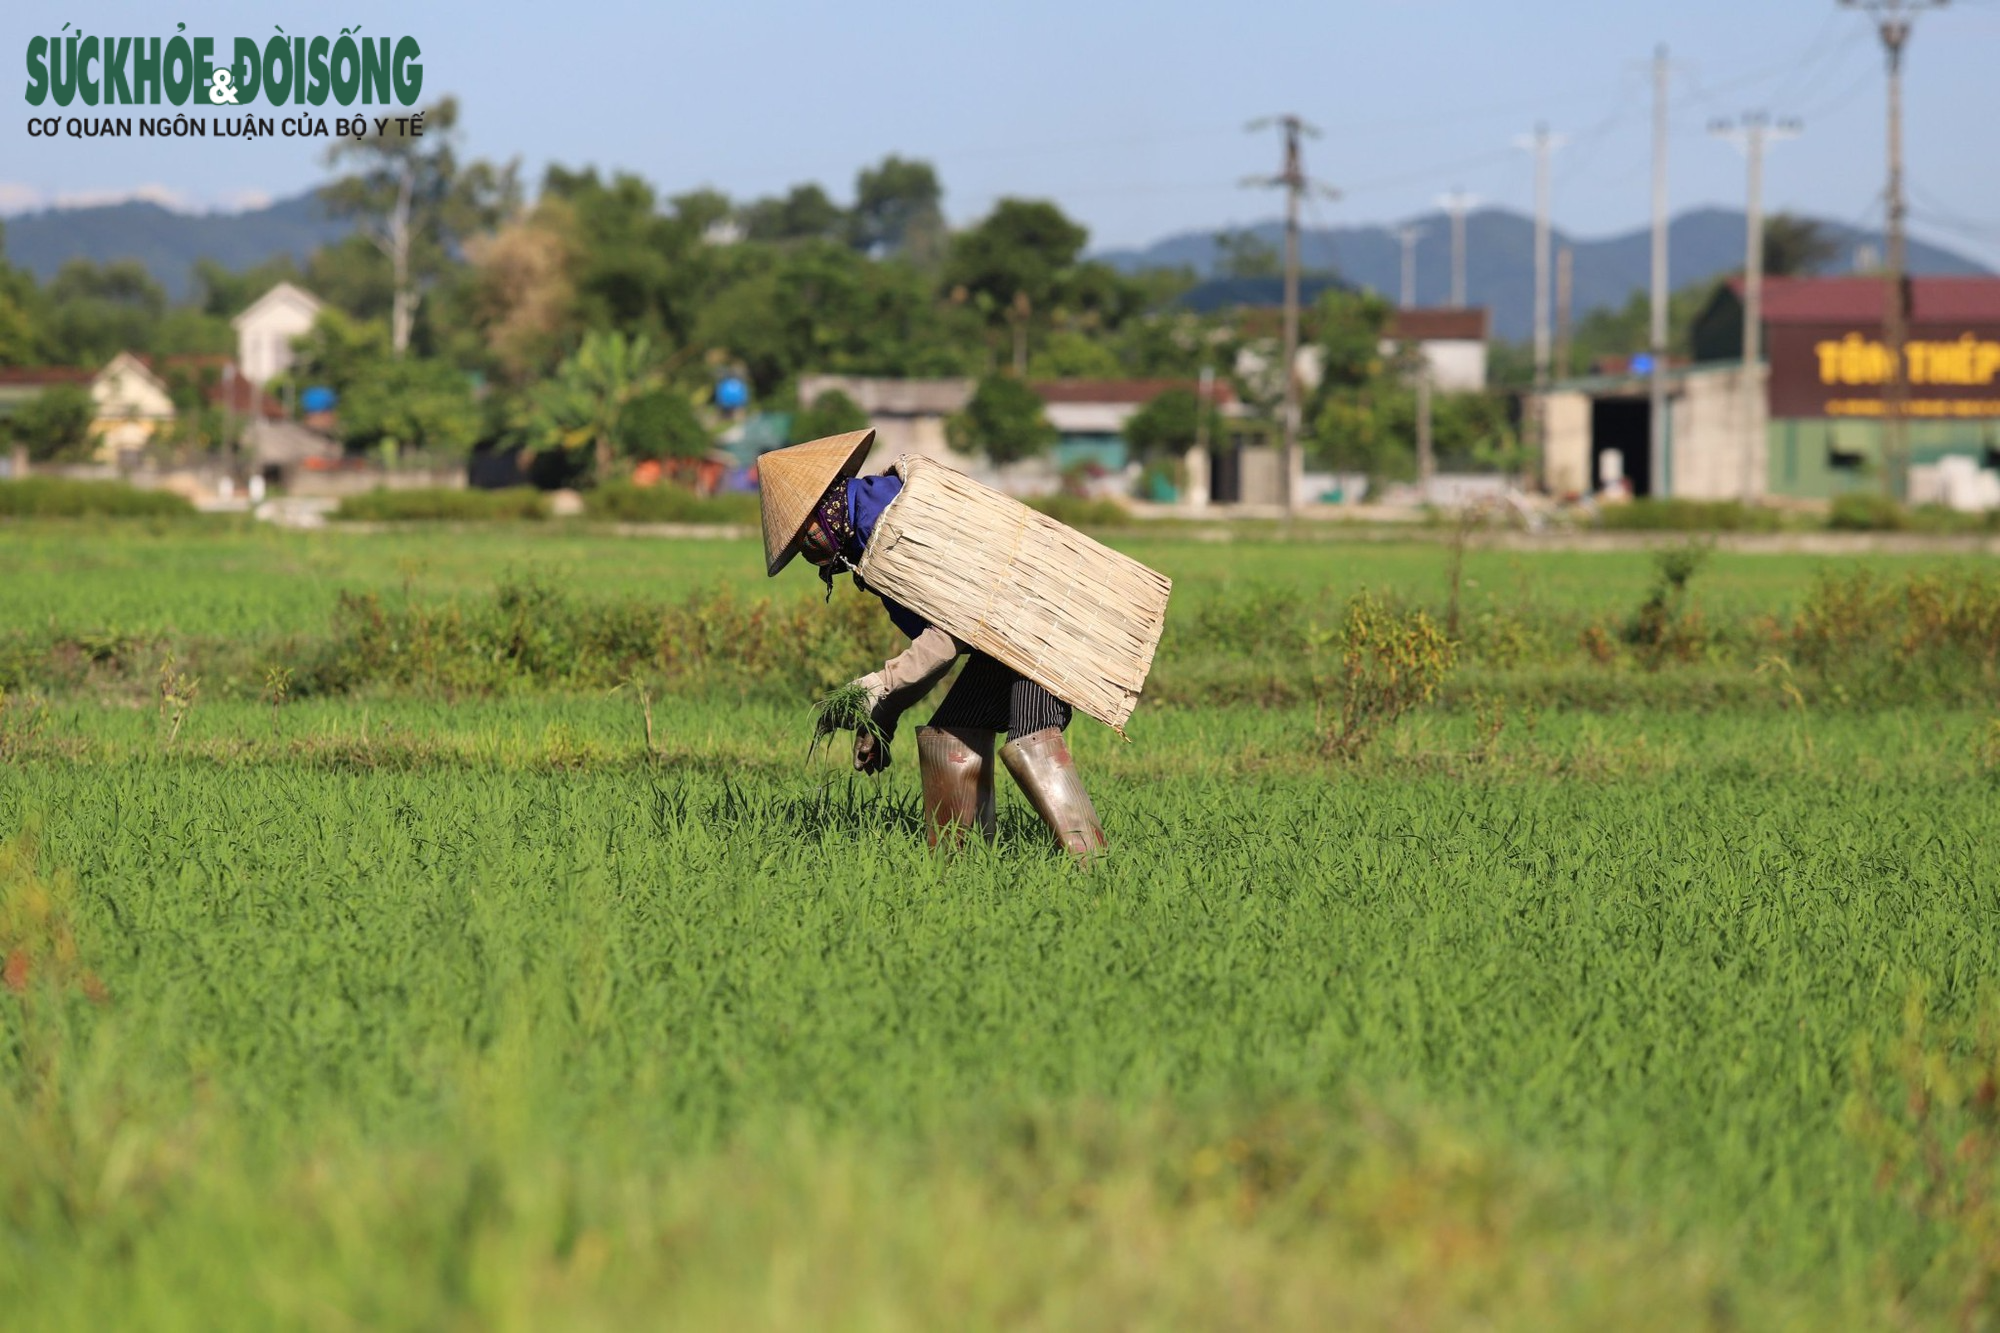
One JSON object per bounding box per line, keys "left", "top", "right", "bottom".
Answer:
{"left": 0, "top": 97, "right": 1577, "bottom": 484}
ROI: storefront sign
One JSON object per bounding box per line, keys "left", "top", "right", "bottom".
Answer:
{"left": 1768, "top": 323, "right": 2000, "bottom": 419}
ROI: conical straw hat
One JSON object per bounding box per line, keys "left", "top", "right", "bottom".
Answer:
{"left": 758, "top": 428, "right": 876, "bottom": 575}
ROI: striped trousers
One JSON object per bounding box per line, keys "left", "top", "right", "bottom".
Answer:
{"left": 926, "top": 652, "right": 1071, "bottom": 735}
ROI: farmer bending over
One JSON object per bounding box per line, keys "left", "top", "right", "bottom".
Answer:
{"left": 758, "top": 429, "right": 1106, "bottom": 856}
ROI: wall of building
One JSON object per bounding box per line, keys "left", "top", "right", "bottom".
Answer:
{"left": 236, "top": 290, "right": 322, "bottom": 387}
{"left": 852, "top": 416, "right": 956, "bottom": 474}
{"left": 1667, "top": 366, "right": 1764, "bottom": 501}
{"left": 1419, "top": 339, "right": 1488, "bottom": 392}
{"left": 89, "top": 357, "right": 175, "bottom": 460}
{"left": 1238, "top": 445, "right": 1282, "bottom": 506}
{"left": 795, "top": 373, "right": 971, "bottom": 476}
{"left": 1766, "top": 417, "right": 2000, "bottom": 500}
{"left": 1542, "top": 391, "right": 1592, "bottom": 497}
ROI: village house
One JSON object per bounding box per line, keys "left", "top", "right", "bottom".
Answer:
{"left": 1384, "top": 307, "right": 1490, "bottom": 391}
{"left": 794, "top": 374, "right": 974, "bottom": 474}
{"left": 792, "top": 373, "right": 1253, "bottom": 502}
{"left": 1235, "top": 305, "right": 1493, "bottom": 398}
{"left": 0, "top": 349, "right": 297, "bottom": 470}
{"left": 0, "top": 279, "right": 336, "bottom": 478}
{"left": 91, "top": 351, "right": 179, "bottom": 455}
{"left": 231, "top": 281, "right": 324, "bottom": 387}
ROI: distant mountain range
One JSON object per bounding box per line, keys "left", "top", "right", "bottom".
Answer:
{"left": 1, "top": 193, "right": 352, "bottom": 301}
{"left": 2, "top": 190, "right": 1989, "bottom": 341}
{"left": 1095, "top": 207, "right": 1992, "bottom": 340}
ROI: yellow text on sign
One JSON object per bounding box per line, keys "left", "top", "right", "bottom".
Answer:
{"left": 1814, "top": 333, "right": 2000, "bottom": 388}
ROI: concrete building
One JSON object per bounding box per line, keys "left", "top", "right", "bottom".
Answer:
{"left": 1034, "top": 377, "right": 1237, "bottom": 455}
{"left": 1384, "top": 307, "right": 1490, "bottom": 391}
{"left": 794, "top": 374, "right": 973, "bottom": 474}
{"left": 1539, "top": 275, "right": 2000, "bottom": 507}
{"left": 793, "top": 374, "right": 1264, "bottom": 502}
{"left": 231, "top": 282, "right": 324, "bottom": 387}
{"left": 1539, "top": 362, "right": 1765, "bottom": 502}
{"left": 1240, "top": 305, "right": 1492, "bottom": 397}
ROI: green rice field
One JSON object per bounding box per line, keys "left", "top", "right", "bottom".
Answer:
{"left": 3, "top": 516, "right": 1998, "bottom": 1329}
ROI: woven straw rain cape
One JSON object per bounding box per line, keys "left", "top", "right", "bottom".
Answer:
{"left": 855, "top": 458, "right": 1172, "bottom": 733}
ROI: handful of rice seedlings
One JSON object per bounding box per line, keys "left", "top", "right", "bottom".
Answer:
{"left": 808, "top": 680, "right": 887, "bottom": 759}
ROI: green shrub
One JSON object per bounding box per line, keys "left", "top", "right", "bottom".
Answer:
{"left": 791, "top": 389, "right": 870, "bottom": 444}
{"left": 1308, "top": 591, "right": 1456, "bottom": 758}
{"left": 7, "top": 386, "right": 96, "bottom": 462}
{"left": 1827, "top": 493, "right": 1905, "bottom": 532}
{"left": 1846, "top": 989, "right": 2000, "bottom": 1327}
{"left": 1621, "top": 543, "right": 1712, "bottom": 668}
{"left": 295, "top": 576, "right": 901, "bottom": 700}
{"left": 1025, "top": 493, "right": 1130, "bottom": 528}
{"left": 580, "top": 483, "right": 757, "bottom": 524}
{"left": 1903, "top": 504, "right": 2000, "bottom": 536}
{"left": 0, "top": 478, "right": 196, "bottom": 518}
{"left": 1596, "top": 499, "right": 1783, "bottom": 532}
{"left": 1787, "top": 568, "right": 2000, "bottom": 701}
{"left": 330, "top": 487, "right": 550, "bottom": 522}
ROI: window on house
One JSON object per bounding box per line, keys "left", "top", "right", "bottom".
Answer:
{"left": 1827, "top": 421, "right": 1873, "bottom": 472}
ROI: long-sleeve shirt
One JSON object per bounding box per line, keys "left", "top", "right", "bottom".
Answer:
{"left": 841, "top": 474, "right": 960, "bottom": 710}
{"left": 843, "top": 475, "right": 930, "bottom": 638}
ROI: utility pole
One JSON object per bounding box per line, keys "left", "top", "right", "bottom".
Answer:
{"left": 1436, "top": 190, "right": 1479, "bottom": 308}
{"left": 1514, "top": 125, "right": 1564, "bottom": 482}
{"left": 1514, "top": 126, "right": 1563, "bottom": 390}
{"left": 1191, "top": 363, "right": 1214, "bottom": 511}
{"left": 1555, "top": 246, "right": 1574, "bottom": 381}
{"left": 1416, "top": 372, "right": 1435, "bottom": 500}
{"left": 1649, "top": 43, "right": 1671, "bottom": 501}
{"left": 1397, "top": 224, "right": 1424, "bottom": 308}
{"left": 1843, "top": 0, "right": 1947, "bottom": 500}
{"left": 1010, "top": 290, "right": 1032, "bottom": 377}
{"left": 1247, "top": 114, "right": 1335, "bottom": 513}
{"left": 1713, "top": 112, "right": 1801, "bottom": 498}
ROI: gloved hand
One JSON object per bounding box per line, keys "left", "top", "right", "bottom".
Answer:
{"left": 853, "top": 728, "right": 891, "bottom": 774}
{"left": 849, "top": 671, "right": 896, "bottom": 773}
{"left": 815, "top": 672, "right": 890, "bottom": 743}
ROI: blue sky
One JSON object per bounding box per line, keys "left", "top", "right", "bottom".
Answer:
{"left": 7, "top": 0, "right": 1998, "bottom": 266}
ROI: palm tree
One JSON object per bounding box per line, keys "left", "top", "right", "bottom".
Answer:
{"left": 522, "top": 331, "right": 664, "bottom": 481}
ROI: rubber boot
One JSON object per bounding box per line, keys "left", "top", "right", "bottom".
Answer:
{"left": 999, "top": 727, "right": 1107, "bottom": 858}
{"left": 916, "top": 726, "right": 996, "bottom": 847}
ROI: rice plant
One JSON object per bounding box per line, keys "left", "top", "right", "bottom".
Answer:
{"left": 0, "top": 522, "right": 1993, "bottom": 1327}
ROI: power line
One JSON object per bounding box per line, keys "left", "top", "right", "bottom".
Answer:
{"left": 1338, "top": 147, "right": 1519, "bottom": 199}
{"left": 1907, "top": 182, "right": 2000, "bottom": 234}
{"left": 1793, "top": 65, "right": 1883, "bottom": 122}
{"left": 1771, "top": 8, "right": 1860, "bottom": 103}
{"left": 1678, "top": 51, "right": 1827, "bottom": 116}
{"left": 1549, "top": 70, "right": 1653, "bottom": 191}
